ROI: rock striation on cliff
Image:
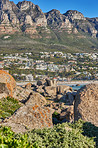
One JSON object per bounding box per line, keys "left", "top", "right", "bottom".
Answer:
{"left": 0, "top": 0, "right": 47, "bottom": 34}
{"left": 0, "top": 0, "right": 98, "bottom": 38}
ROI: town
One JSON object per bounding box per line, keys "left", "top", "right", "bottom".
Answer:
{"left": 0, "top": 52, "right": 98, "bottom": 81}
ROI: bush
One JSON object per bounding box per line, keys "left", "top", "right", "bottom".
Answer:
{"left": 0, "top": 97, "right": 20, "bottom": 119}
{"left": 0, "top": 120, "right": 96, "bottom": 148}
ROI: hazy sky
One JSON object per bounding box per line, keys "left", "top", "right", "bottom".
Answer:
{"left": 13, "top": 0, "right": 98, "bottom": 18}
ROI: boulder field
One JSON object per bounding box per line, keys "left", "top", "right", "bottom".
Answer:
{"left": 0, "top": 71, "right": 98, "bottom": 133}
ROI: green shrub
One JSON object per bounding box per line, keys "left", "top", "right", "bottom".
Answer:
{"left": 0, "top": 120, "right": 96, "bottom": 148}
{"left": 0, "top": 97, "right": 20, "bottom": 119}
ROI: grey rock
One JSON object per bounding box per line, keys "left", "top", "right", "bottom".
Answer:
{"left": 60, "top": 106, "right": 74, "bottom": 122}
{"left": 44, "top": 86, "right": 57, "bottom": 97}
{"left": 45, "top": 79, "right": 57, "bottom": 87}
{"left": 66, "top": 92, "right": 74, "bottom": 105}
{"left": 37, "top": 80, "right": 43, "bottom": 86}
{"left": 74, "top": 83, "right": 98, "bottom": 127}
{"left": 64, "top": 10, "right": 86, "bottom": 21}
{"left": 1, "top": 104, "right": 53, "bottom": 133}
{"left": 25, "top": 91, "right": 47, "bottom": 106}
{"left": 56, "top": 94, "right": 63, "bottom": 101}
{"left": 57, "top": 85, "right": 72, "bottom": 95}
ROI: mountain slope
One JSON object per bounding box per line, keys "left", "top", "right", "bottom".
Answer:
{"left": 0, "top": 0, "right": 98, "bottom": 53}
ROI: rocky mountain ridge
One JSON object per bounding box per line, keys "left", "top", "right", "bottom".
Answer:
{"left": 0, "top": 0, "right": 98, "bottom": 38}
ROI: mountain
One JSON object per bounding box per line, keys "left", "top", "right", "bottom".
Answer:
{"left": 0, "top": 0, "right": 47, "bottom": 34}
{"left": 0, "top": 0, "right": 98, "bottom": 53}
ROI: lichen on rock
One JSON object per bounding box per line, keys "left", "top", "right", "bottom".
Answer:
{"left": 0, "top": 70, "right": 16, "bottom": 97}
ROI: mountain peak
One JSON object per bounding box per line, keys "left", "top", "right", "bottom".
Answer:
{"left": 46, "top": 9, "right": 61, "bottom": 15}
{"left": 64, "top": 10, "right": 85, "bottom": 20}
{"left": 0, "top": 0, "right": 12, "bottom": 10}
{"left": 0, "top": 0, "right": 97, "bottom": 38}
{"left": 17, "top": 0, "right": 35, "bottom": 11}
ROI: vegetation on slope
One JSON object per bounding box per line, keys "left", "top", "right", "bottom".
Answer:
{"left": 0, "top": 96, "right": 97, "bottom": 147}
{"left": 0, "top": 97, "right": 20, "bottom": 119}
{"left": 0, "top": 32, "right": 98, "bottom": 54}
{"left": 0, "top": 119, "right": 98, "bottom": 148}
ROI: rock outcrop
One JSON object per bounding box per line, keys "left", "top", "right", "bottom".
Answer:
{"left": 45, "top": 9, "right": 73, "bottom": 34}
{"left": 46, "top": 9, "right": 98, "bottom": 37}
{"left": 1, "top": 89, "right": 53, "bottom": 133}
{"left": 0, "top": 0, "right": 20, "bottom": 34}
{"left": 2, "top": 104, "right": 53, "bottom": 133}
{"left": 74, "top": 83, "right": 98, "bottom": 126}
{"left": 64, "top": 10, "right": 86, "bottom": 21}
{"left": 13, "top": 85, "right": 33, "bottom": 102}
{"left": 60, "top": 106, "right": 74, "bottom": 122}
{"left": 0, "top": 71, "right": 97, "bottom": 132}
{"left": 0, "top": 0, "right": 47, "bottom": 35}
{"left": 44, "top": 86, "right": 57, "bottom": 97}
{"left": 25, "top": 91, "right": 47, "bottom": 106}
{"left": 45, "top": 78, "right": 57, "bottom": 87}
{"left": 0, "top": 70, "right": 16, "bottom": 97}
{"left": 0, "top": 0, "right": 98, "bottom": 38}
{"left": 57, "top": 85, "right": 72, "bottom": 94}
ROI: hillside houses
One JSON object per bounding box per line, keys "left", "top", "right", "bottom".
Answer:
{"left": 0, "top": 52, "right": 97, "bottom": 81}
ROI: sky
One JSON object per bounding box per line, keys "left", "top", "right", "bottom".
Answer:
{"left": 13, "top": 0, "right": 98, "bottom": 18}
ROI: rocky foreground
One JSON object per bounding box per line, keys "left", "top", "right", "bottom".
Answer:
{"left": 0, "top": 70, "right": 98, "bottom": 133}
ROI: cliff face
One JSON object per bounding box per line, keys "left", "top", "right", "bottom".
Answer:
{"left": 46, "top": 9, "right": 98, "bottom": 37}
{"left": 0, "top": 0, "right": 20, "bottom": 33}
{"left": 0, "top": 0, "right": 98, "bottom": 38}
{"left": 45, "top": 9, "right": 73, "bottom": 34}
{"left": 0, "top": 0, "right": 47, "bottom": 34}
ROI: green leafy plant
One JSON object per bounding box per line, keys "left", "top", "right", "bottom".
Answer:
{"left": 0, "top": 120, "right": 97, "bottom": 148}
{"left": 0, "top": 97, "right": 20, "bottom": 119}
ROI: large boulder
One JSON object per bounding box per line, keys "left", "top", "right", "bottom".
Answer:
{"left": 0, "top": 70, "right": 16, "bottom": 97}
{"left": 60, "top": 106, "right": 74, "bottom": 122}
{"left": 2, "top": 104, "right": 53, "bottom": 133}
{"left": 45, "top": 79, "right": 57, "bottom": 87}
{"left": 1, "top": 91, "right": 52, "bottom": 133}
{"left": 37, "top": 80, "right": 43, "bottom": 86}
{"left": 1, "top": 89, "right": 52, "bottom": 133}
{"left": 25, "top": 91, "right": 47, "bottom": 106}
{"left": 66, "top": 92, "right": 74, "bottom": 105}
{"left": 57, "top": 85, "right": 72, "bottom": 95}
{"left": 74, "top": 84, "right": 98, "bottom": 126}
{"left": 25, "top": 83, "right": 32, "bottom": 89}
{"left": 56, "top": 92, "right": 74, "bottom": 105}
{"left": 36, "top": 85, "right": 44, "bottom": 94}
{"left": 13, "top": 86, "right": 32, "bottom": 102}
{"left": 13, "top": 87, "right": 46, "bottom": 105}
{"left": 44, "top": 86, "right": 57, "bottom": 97}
